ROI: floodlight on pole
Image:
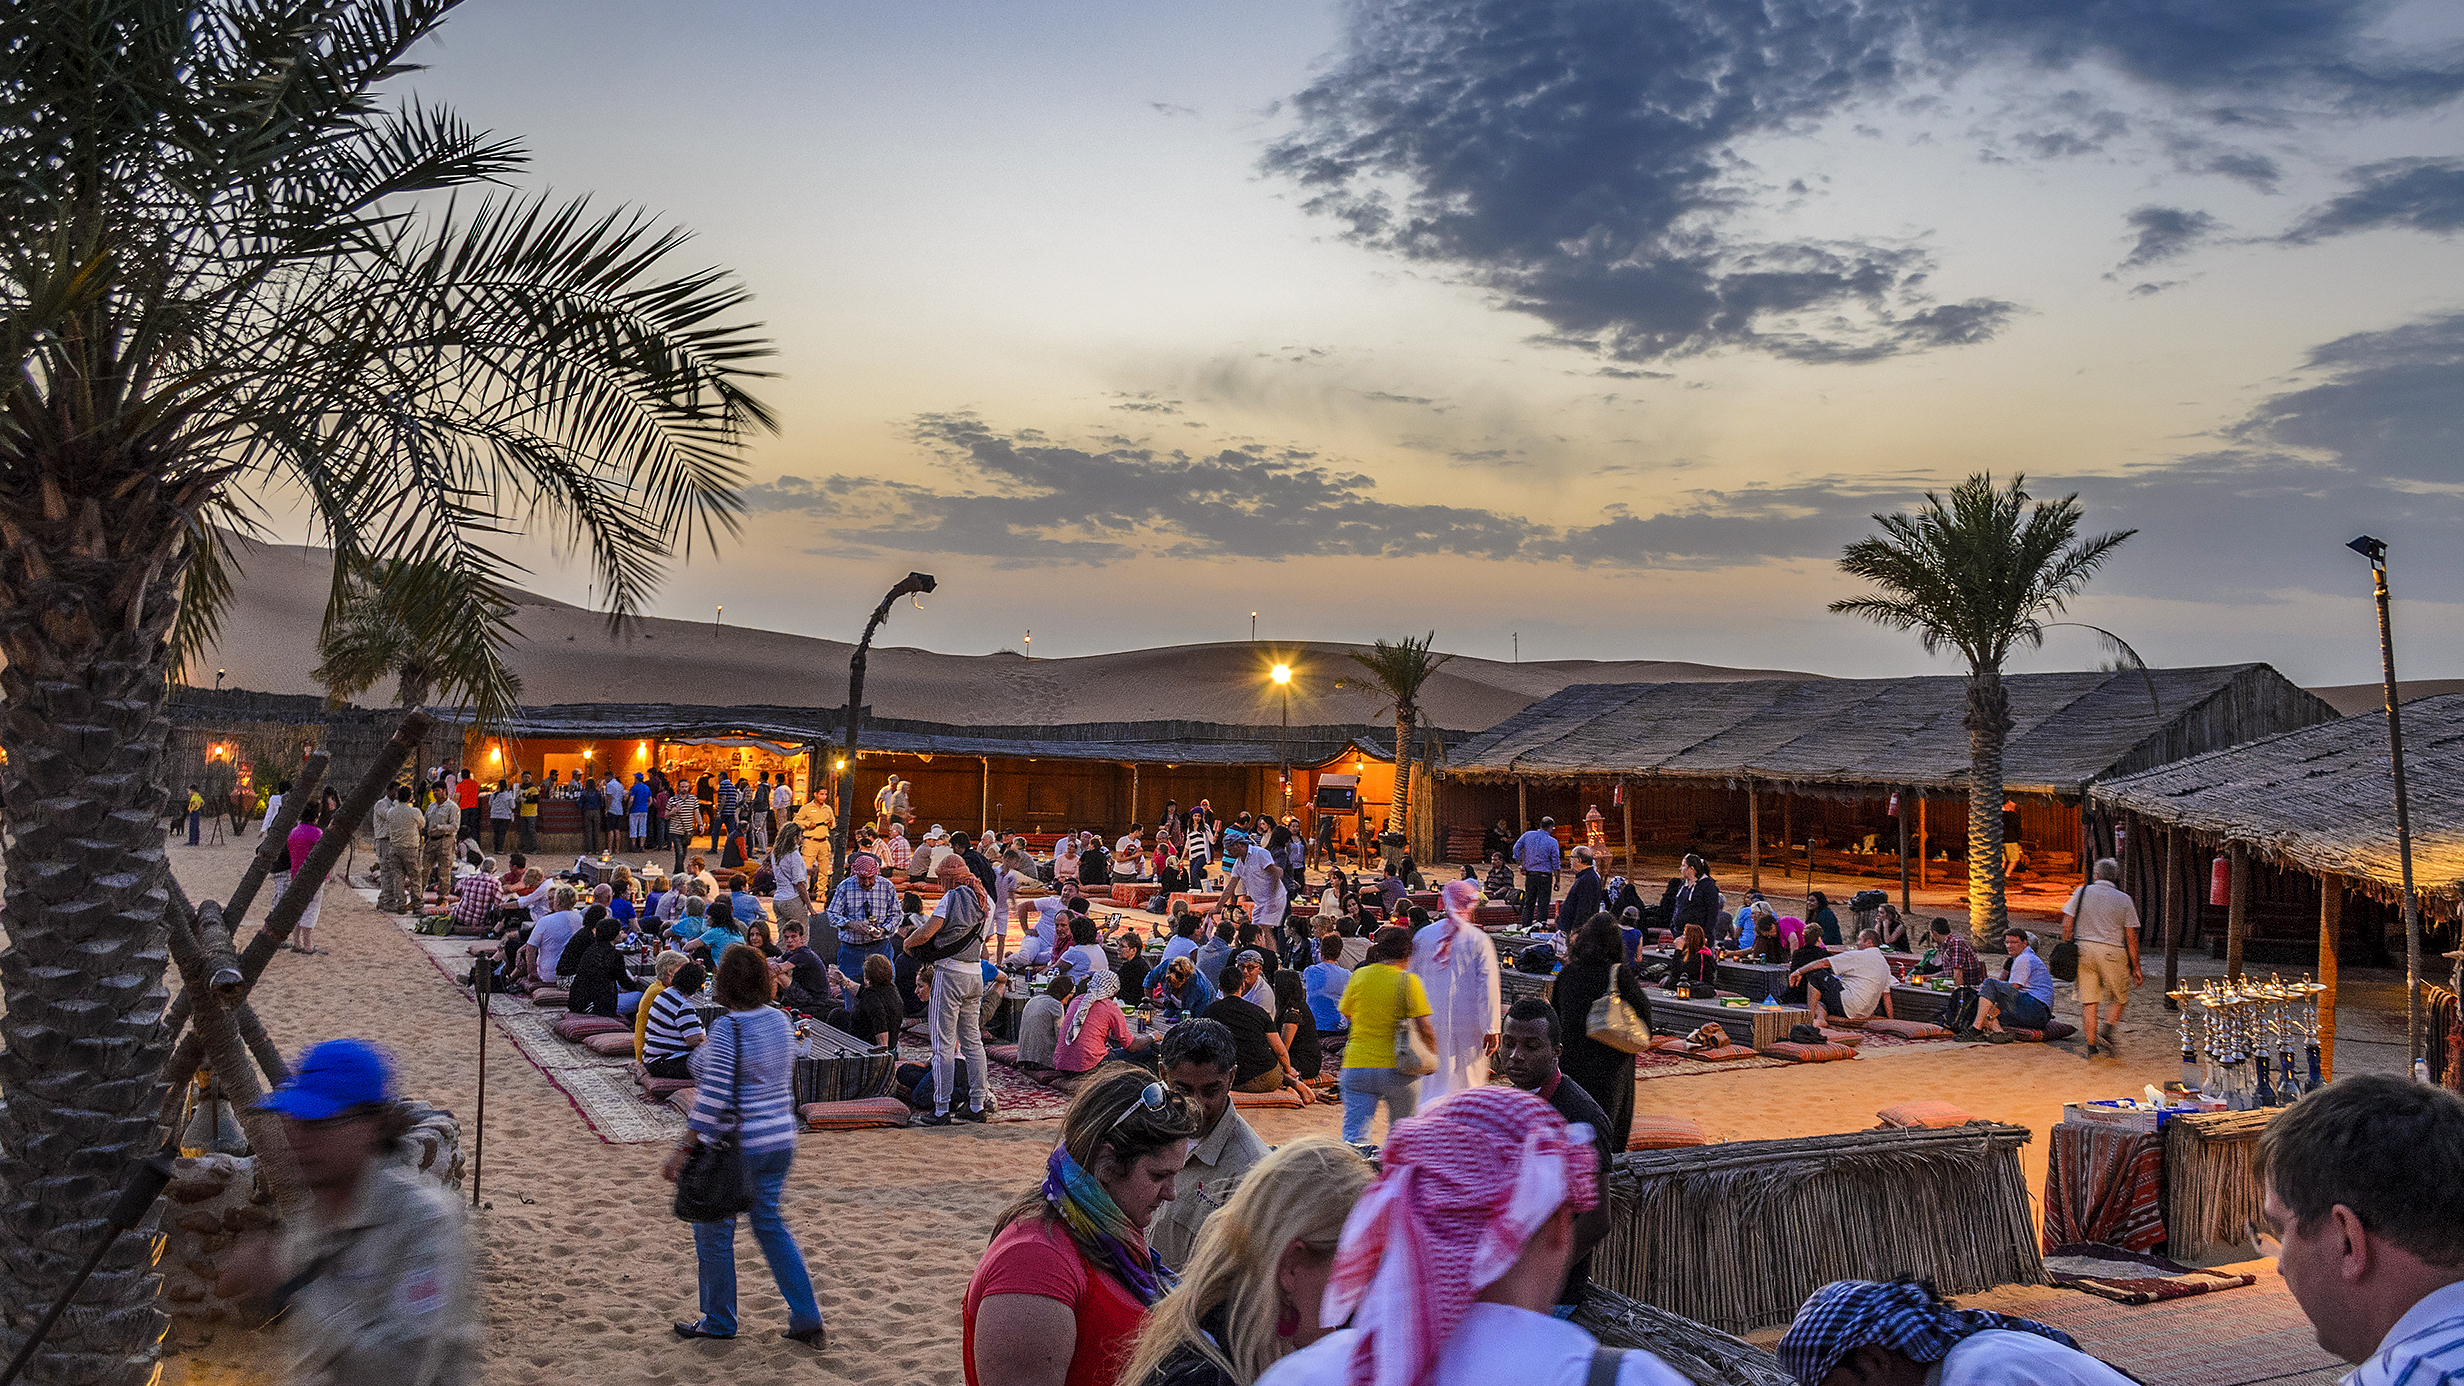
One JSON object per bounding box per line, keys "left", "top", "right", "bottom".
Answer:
{"left": 1251, "top": 612, "right": 1258, "bottom": 642}
{"left": 2350, "top": 535, "right": 2424, "bottom": 1071}
{"left": 1270, "top": 663, "right": 1292, "bottom": 813}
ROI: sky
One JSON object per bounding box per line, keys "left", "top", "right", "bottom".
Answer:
{"left": 330, "top": 0, "right": 2464, "bottom": 683}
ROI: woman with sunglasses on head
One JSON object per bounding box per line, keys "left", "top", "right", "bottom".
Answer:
{"left": 966, "top": 1066, "right": 1200, "bottom": 1386}
{"left": 1122, "top": 1137, "right": 1373, "bottom": 1386}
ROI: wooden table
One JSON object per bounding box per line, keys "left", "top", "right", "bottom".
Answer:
{"left": 1887, "top": 984, "right": 1953, "bottom": 1025}
{"left": 1648, "top": 994, "right": 1809, "bottom": 1050}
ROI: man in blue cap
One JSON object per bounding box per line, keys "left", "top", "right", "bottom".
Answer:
{"left": 214, "top": 1039, "right": 475, "bottom": 1386}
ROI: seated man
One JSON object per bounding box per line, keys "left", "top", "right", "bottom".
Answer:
{"left": 1304, "top": 929, "right": 1353, "bottom": 1034}
{"left": 822, "top": 953, "right": 906, "bottom": 1054}
{"left": 1147, "top": 1018, "right": 1269, "bottom": 1271}
{"left": 1785, "top": 928, "right": 1895, "bottom": 1029}
{"left": 1202, "top": 951, "right": 1309, "bottom": 1098}
{"left": 1012, "top": 975, "right": 1071, "bottom": 1070}
{"left": 1778, "top": 1277, "right": 2133, "bottom": 1385}
{"left": 1914, "top": 916, "right": 1985, "bottom": 989}
{"left": 772, "top": 921, "right": 831, "bottom": 1012}
{"left": 1973, "top": 928, "right": 2055, "bottom": 1039}
{"left": 516, "top": 886, "right": 582, "bottom": 990}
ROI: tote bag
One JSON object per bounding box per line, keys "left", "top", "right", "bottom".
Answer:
{"left": 1586, "top": 965, "right": 1652, "bottom": 1054}
{"left": 672, "top": 1016, "right": 756, "bottom": 1223}
{"left": 1389, "top": 969, "right": 1437, "bottom": 1077}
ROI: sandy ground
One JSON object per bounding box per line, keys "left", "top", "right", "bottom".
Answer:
{"left": 138, "top": 831, "right": 2399, "bottom": 1386}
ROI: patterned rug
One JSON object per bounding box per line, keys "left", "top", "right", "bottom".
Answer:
{"left": 1635, "top": 1049, "right": 1792, "bottom": 1082}
{"left": 2046, "top": 1244, "right": 2257, "bottom": 1305}
{"left": 1967, "top": 1264, "right": 2338, "bottom": 1386}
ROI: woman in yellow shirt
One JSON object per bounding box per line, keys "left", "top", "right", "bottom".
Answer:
{"left": 1335, "top": 925, "right": 1437, "bottom": 1145}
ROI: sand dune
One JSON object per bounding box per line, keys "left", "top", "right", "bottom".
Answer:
{"left": 183, "top": 538, "right": 1820, "bottom": 729}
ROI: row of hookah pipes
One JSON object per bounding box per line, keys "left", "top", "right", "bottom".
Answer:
{"left": 2166, "top": 976, "right": 2328, "bottom": 1109}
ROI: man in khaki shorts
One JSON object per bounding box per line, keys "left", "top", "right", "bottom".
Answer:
{"left": 2063, "top": 857, "right": 2142, "bottom": 1056}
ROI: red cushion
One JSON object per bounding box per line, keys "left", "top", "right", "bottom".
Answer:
{"left": 583, "top": 1031, "right": 637, "bottom": 1057}
{"left": 1767, "top": 1041, "right": 1858, "bottom": 1063}
{"left": 1686, "top": 1044, "right": 1762, "bottom": 1062}
{"left": 553, "top": 1014, "right": 629, "bottom": 1041}
{"left": 666, "top": 1085, "right": 698, "bottom": 1114}
{"left": 801, "top": 1097, "right": 911, "bottom": 1130}
{"left": 529, "top": 988, "right": 570, "bottom": 1007}
{"left": 1627, "top": 1114, "right": 1710, "bottom": 1150}
{"left": 986, "top": 1043, "right": 1021, "bottom": 1066}
{"left": 1877, "top": 1100, "right": 1976, "bottom": 1129}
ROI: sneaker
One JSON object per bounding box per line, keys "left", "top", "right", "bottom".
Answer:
{"left": 918, "top": 1111, "right": 953, "bottom": 1127}
{"left": 959, "top": 1106, "right": 990, "bottom": 1123}
{"left": 1985, "top": 1031, "right": 2014, "bottom": 1045}
{"left": 2099, "top": 1022, "right": 2119, "bottom": 1051}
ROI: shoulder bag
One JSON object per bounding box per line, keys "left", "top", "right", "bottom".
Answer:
{"left": 673, "top": 1015, "right": 756, "bottom": 1223}
{"left": 1586, "top": 964, "right": 1652, "bottom": 1054}
{"left": 1391, "top": 969, "right": 1437, "bottom": 1077}
{"left": 911, "top": 886, "right": 986, "bottom": 967}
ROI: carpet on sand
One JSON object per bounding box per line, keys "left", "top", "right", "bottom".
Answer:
{"left": 2046, "top": 1243, "right": 2257, "bottom": 1305}
{"left": 1967, "top": 1264, "right": 2340, "bottom": 1386}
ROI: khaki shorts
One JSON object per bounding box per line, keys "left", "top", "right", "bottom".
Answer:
{"left": 2076, "top": 941, "right": 2134, "bottom": 1004}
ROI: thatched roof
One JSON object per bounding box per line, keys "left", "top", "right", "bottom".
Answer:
{"left": 2090, "top": 692, "right": 2464, "bottom": 905}
{"left": 167, "top": 688, "right": 1424, "bottom": 769}
{"left": 1447, "top": 664, "right": 2336, "bottom": 797}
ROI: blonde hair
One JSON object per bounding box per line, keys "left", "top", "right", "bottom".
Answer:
{"left": 611, "top": 865, "right": 634, "bottom": 894}
{"left": 520, "top": 867, "right": 544, "bottom": 889}
{"left": 654, "top": 950, "right": 689, "bottom": 983}
{"left": 1121, "top": 1138, "right": 1372, "bottom": 1385}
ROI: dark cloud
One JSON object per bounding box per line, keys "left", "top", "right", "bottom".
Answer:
{"left": 1262, "top": 0, "right": 2463, "bottom": 364}
{"left": 2117, "top": 205, "right": 2221, "bottom": 270}
{"left": 2283, "top": 157, "right": 2464, "bottom": 242}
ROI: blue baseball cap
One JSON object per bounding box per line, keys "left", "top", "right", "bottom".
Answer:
{"left": 259, "top": 1039, "right": 394, "bottom": 1120}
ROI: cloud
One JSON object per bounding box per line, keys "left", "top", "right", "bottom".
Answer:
{"left": 1150, "top": 101, "right": 1197, "bottom": 118}
{"left": 1106, "top": 391, "right": 1184, "bottom": 415}
{"left": 1262, "top": 0, "right": 2463, "bottom": 365}
{"left": 2116, "top": 205, "right": 2221, "bottom": 270}
{"left": 2283, "top": 157, "right": 2464, "bottom": 242}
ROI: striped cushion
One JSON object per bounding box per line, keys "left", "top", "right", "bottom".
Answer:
{"left": 1644, "top": 1036, "right": 1694, "bottom": 1053}
{"left": 1233, "top": 1087, "right": 1311, "bottom": 1109}
{"left": 666, "top": 1085, "right": 698, "bottom": 1114}
{"left": 1627, "top": 1114, "right": 1710, "bottom": 1150}
{"left": 553, "top": 1014, "right": 629, "bottom": 1041}
{"left": 801, "top": 1097, "right": 912, "bottom": 1131}
{"left": 528, "top": 988, "right": 570, "bottom": 1007}
{"left": 1861, "top": 1018, "right": 1955, "bottom": 1040}
{"left": 632, "top": 1062, "right": 692, "bottom": 1099}
{"left": 986, "top": 1044, "right": 1021, "bottom": 1066}
{"left": 1877, "top": 1101, "right": 1976, "bottom": 1129}
{"left": 1767, "top": 1041, "right": 1858, "bottom": 1063}
{"left": 1686, "top": 1044, "right": 1762, "bottom": 1062}
{"left": 583, "top": 1031, "right": 636, "bottom": 1057}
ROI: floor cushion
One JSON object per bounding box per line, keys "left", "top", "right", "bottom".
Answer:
{"left": 666, "top": 1085, "right": 698, "bottom": 1114}
{"left": 2005, "top": 1021, "right": 2081, "bottom": 1044}
{"left": 1816, "top": 1029, "right": 1867, "bottom": 1046}
{"left": 529, "top": 988, "right": 570, "bottom": 1007}
{"left": 582, "top": 1031, "right": 637, "bottom": 1057}
{"left": 632, "top": 1062, "right": 692, "bottom": 1099}
{"left": 553, "top": 1013, "right": 629, "bottom": 1042}
{"left": 1643, "top": 1035, "right": 1695, "bottom": 1054}
{"left": 1766, "top": 1041, "right": 1859, "bottom": 1063}
{"left": 1877, "top": 1100, "right": 1977, "bottom": 1129}
{"left": 1684, "top": 1044, "right": 1763, "bottom": 1062}
{"left": 1627, "top": 1113, "right": 1710, "bottom": 1151}
{"left": 1232, "top": 1087, "right": 1311, "bottom": 1110}
{"left": 986, "top": 1043, "right": 1021, "bottom": 1066}
{"left": 802, "top": 1097, "right": 911, "bottom": 1131}
{"left": 1862, "top": 1018, "right": 1955, "bottom": 1040}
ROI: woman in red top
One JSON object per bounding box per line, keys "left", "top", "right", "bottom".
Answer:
{"left": 965, "top": 1068, "right": 1197, "bottom": 1386}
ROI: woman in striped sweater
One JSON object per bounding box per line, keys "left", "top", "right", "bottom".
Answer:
{"left": 664, "top": 944, "right": 826, "bottom": 1350}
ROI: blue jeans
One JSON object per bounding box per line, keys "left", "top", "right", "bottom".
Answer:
{"left": 186, "top": 810, "right": 201, "bottom": 845}
{"left": 690, "top": 1146, "right": 821, "bottom": 1336}
{"left": 1980, "top": 979, "right": 2052, "bottom": 1030}
{"left": 837, "top": 940, "right": 893, "bottom": 981}
{"left": 1339, "top": 1066, "right": 1417, "bottom": 1144}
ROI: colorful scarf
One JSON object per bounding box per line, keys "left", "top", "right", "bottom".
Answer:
{"left": 1043, "top": 1145, "right": 1176, "bottom": 1306}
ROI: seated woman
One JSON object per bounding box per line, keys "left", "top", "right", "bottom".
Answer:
{"left": 1158, "top": 912, "right": 1203, "bottom": 969}
{"left": 1783, "top": 932, "right": 1829, "bottom": 1006}
{"left": 1749, "top": 903, "right": 1793, "bottom": 964}
{"left": 1055, "top": 971, "right": 1156, "bottom": 1075}
{"left": 640, "top": 960, "right": 708, "bottom": 1079}
{"left": 743, "top": 917, "right": 780, "bottom": 960}
{"left": 1150, "top": 956, "right": 1216, "bottom": 1018}
{"left": 568, "top": 916, "right": 629, "bottom": 1018}
{"left": 1805, "top": 889, "right": 1842, "bottom": 945}
{"left": 690, "top": 899, "right": 746, "bottom": 959}
{"left": 1668, "top": 923, "right": 1719, "bottom": 997}
{"left": 1119, "top": 1138, "right": 1373, "bottom": 1386}
{"left": 1875, "top": 903, "right": 1914, "bottom": 953}
{"left": 822, "top": 953, "right": 906, "bottom": 1054}
{"left": 1013, "top": 974, "right": 1073, "bottom": 1070}
{"left": 1268, "top": 968, "right": 1324, "bottom": 1084}
{"left": 634, "top": 951, "right": 690, "bottom": 1060}
{"left": 606, "top": 865, "right": 638, "bottom": 929}
{"left": 666, "top": 890, "right": 710, "bottom": 951}
{"left": 964, "top": 1070, "right": 1197, "bottom": 1386}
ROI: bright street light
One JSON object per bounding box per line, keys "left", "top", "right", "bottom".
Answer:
{"left": 1270, "top": 664, "right": 1291, "bottom": 685}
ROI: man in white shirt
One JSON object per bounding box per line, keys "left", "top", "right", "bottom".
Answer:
{"left": 2062, "top": 856, "right": 2143, "bottom": 1056}
{"left": 2264, "top": 1075, "right": 2464, "bottom": 1385}
{"left": 1013, "top": 880, "right": 1082, "bottom": 968}
{"left": 1258, "top": 1086, "right": 1687, "bottom": 1386}
{"left": 1786, "top": 929, "right": 1896, "bottom": 1028}
{"left": 1114, "top": 825, "right": 1144, "bottom": 857}
{"left": 1778, "top": 1277, "right": 2134, "bottom": 1385}
{"left": 1222, "top": 830, "right": 1287, "bottom": 946}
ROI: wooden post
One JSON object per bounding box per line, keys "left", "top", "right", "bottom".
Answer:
{"left": 1517, "top": 777, "right": 1528, "bottom": 833}
{"left": 2318, "top": 875, "right": 2341, "bottom": 1081}
{"left": 980, "top": 757, "right": 991, "bottom": 836}
{"left": 1130, "top": 762, "right": 1139, "bottom": 833}
{"left": 1620, "top": 777, "right": 1633, "bottom": 872}
{"left": 1747, "top": 778, "right": 1761, "bottom": 890}
{"left": 2162, "top": 826, "right": 2182, "bottom": 1004}
{"left": 2225, "top": 841, "right": 2250, "bottom": 982}
{"left": 1897, "top": 787, "right": 1910, "bottom": 912}
{"left": 1918, "top": 794, "right": 1929, "bottom": 888}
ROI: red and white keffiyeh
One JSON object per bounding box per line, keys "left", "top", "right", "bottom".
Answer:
{"left": 1433, "top": 878, "right": 1482, "bottom": 964}
{"left": 1320, "top": 1086, "right": 1600, "bottom": 1386}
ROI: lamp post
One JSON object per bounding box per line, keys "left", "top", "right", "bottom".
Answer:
{"left": 1250, "top": 612, "right": 1258, "bottom": 643}
{"left": 2350, "top": 535, "right": 2425, "bottom": 1073}
{"left": 1271, "top": 663, "right": 1292, "bottom": 816}
{"left": 834, "top": 573, "right": 937, "bottom": 880}
{"left": 215, "top": 668, "right": 225, "bottom": 691}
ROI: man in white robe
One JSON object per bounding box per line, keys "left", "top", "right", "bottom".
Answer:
{"left": 1409, "top": 878, "right": 1500, "bottom": 1103}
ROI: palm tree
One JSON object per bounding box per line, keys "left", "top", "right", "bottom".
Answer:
{"left": 1830, "top": 474, "right": 2135, "bottom": 948}
{"left": 1350, "top": 633, "right": 1453, "bottom": 860}
{"left": 0, "top": 7, "right": 770, "bottom": 1380}
{"left": 313, "top": 554, "right": 524, "bottom": 772}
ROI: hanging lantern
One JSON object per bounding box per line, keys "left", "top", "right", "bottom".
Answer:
{"left": 2210, "top": 855, "right": 2232, "bottom": 908}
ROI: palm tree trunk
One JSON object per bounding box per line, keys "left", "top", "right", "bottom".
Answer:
{"left": 0, "top": 480, "right": 196, "bottom": 1386}
{"left": 1392, "top": 708, "right": 1415, "bottom": 839}
{"left": 1964, "top": 666, "right": 2014, "bottom": 949}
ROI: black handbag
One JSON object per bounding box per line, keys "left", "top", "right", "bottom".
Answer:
{"left": 2048, "top": 939, "right": 2080, "bottom": 983}
{"left": 672, "top": 1015, "right": 756, "bottom": 1223}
